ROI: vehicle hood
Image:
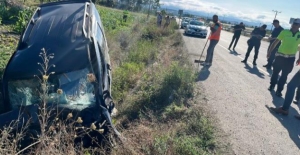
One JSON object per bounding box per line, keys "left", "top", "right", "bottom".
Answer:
{"left": 187, "top": 25, "right": 207, "bottom": 30}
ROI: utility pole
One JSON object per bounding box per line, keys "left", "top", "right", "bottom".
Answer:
{"left": 270, "top": 10, "right": 281, "bottom": 31}
{"left": 147, "top": 0, "right": 152, "bottom": 19}
{"left": 223, "top": 15, "right": 226, "bottom": 23}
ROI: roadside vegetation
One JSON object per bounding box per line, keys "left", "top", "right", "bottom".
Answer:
{"left": 0, "top": 1, "right": 227, "bottom": 154}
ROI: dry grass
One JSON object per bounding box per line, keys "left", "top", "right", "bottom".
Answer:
{"left": 109, "top": 28, "right": 222, "bottom": 154}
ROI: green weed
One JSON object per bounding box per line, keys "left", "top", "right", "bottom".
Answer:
{"left": 112, "top": 62, "right": 144, "bottom": 102}
{"left": 96, "top": 5, "right": 135, "bottom": 31}
{"left": 120, "top": 61, "right": 196, "bottom": 121}
{"left": 0, "top": 4, "right": 20, "bottom": 22}
{"left": 10, "top": 7, "right": 35, "bottom": 34}
{"left": 128, "top": 40, "right": 158, "bottom": 65}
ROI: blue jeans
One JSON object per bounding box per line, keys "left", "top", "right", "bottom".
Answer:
{"left": 228, "top": 34, "right": 240, "bottom": 49}
{"left": 205, "top": 40, "right": 219, "bottom": 63}
{"left": 282, "top": 70, "right": 300, "bottom": 110}
{"left": 266, "top": 48, "right": 278, "bottom": 68}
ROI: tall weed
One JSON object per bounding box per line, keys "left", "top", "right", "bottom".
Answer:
{"left": 120, "top": 62, "right": 196, "bottom": 121}
{"left": 128, "top": 40, "right": 158, "bottom": 65}
{"left": 112, "top": 62, "right": 144, "bottom": 102}
{"left": 10, "top": 7, "right": 35, "bottom": 34}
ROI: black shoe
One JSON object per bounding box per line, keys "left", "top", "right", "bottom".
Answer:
{"left": 241, "top": 60, "right": 247, "bottom": 63}
{"left": 263, "top": 64, "right": 271, "bottom": 69}
{"left": 253, "top": 61, "right": 257, "bottom": 66}
{"left": 293, "top": 100, "right": 299, "bottom": 104}
{"left": 276, "top": 91, "right": 282, "bottom": 97}
{"left": 268, "top": 85, "right": 274, "bottom": 91}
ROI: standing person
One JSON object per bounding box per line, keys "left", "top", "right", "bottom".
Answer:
{"left": 163, "top": 15, "right": 170, "bottom": 29}
{"left": 269, "top": 69, "right": 300, "bottom": 116}
{"left": 157, "top": 12, "right": 162, "bottom": 27}
{"left": 268, "top": 18, "right": 300, "bottom": 97}
{"left": 228, "top": 22, "right": 245, "bottom": 50}
{"left": 263, "top": 19, "right": 284, "bottom": 69}
{"left": 241, "top": 24, "right": 267, "bottom": 65}
{"left": 202, "top": 15, "right": 222, "bottom": 66}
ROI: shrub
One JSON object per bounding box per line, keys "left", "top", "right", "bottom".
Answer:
{"left": 112, "top": 62, "right": 144, "bottom": 102}
{"left": 128, "top": 40, "right": 158, "bottom": 65}
{"left": 0, "top": 5, "right": 20, "bottom": 22}
{"left": 10, "top": 7, "right": 35, "bottom": 34}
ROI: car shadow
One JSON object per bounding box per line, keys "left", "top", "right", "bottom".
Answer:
{"left": 196, "top": 66, "right": 211, "bottom": 82}
{"left": 244, "top": 63, "right": 265, "bottom": 79}
{"left": 229, "top": 49, "right": 241, "bottom": 56}
{"left": 265, "top": 103, "right": 300, "bottom": 149}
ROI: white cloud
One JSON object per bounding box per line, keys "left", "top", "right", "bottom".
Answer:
{"left": 160, "top": 0, "right": 291, "bottom": 28}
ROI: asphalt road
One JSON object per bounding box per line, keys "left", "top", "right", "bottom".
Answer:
{"left": 182, "top": 29, "right": 300, "bottom": 155}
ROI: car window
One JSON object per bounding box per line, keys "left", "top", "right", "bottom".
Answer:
{"left": 94, "top": 7, "right": 104, "bottom": 29}
{"left": 96, "top": 23, "right": 106, "bottom": 51}
{"left": 190, "top": 21, "right": 204, "bottom": 26}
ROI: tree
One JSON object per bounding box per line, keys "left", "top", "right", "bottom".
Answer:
{"left": 135, "top": 0, "right": 143, "bottom": 11}
{"left": 106, "top": 0, "right": 114, "bottom": 7}
{"left": 152, "top": 0, "right": 160, "bottom": 9}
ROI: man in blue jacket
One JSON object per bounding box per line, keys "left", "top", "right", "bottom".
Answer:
{"left": 263, "top": 19, "right": 284, "bottom": 70}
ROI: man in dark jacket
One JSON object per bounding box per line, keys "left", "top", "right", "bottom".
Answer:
{"left": 263, "top": 19, "right": 284, "bottom": 69}
{"left": 241, "top": 24, "right": 267, "bottom": 65}
{"left": 228, "top": 22, "right": 245, "bottom": 50}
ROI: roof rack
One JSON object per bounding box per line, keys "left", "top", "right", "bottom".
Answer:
{"left": 82, "top": 1, "right": 91, "bottom": 38}
{"left": 39, "top": 0, "right": 93, "bottom": 7}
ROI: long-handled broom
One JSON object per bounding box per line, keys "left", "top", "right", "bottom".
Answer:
{"left": 194, "top": 33, "right": 211, "bottom": 63}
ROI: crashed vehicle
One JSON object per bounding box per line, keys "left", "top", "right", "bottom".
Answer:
{"left": 184, "top": 20, "right": 208, "bottom": 38}
{"left": 0, "top": 0, "right": 119, "bottom": 150}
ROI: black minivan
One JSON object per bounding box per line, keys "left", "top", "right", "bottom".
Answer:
{"left": 0, "top": 0, "right": 118, "bottom": 148}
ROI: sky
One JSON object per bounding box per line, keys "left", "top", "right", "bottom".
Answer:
{"left": 160, "top": 0, "right": 299, "bottom": 29}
